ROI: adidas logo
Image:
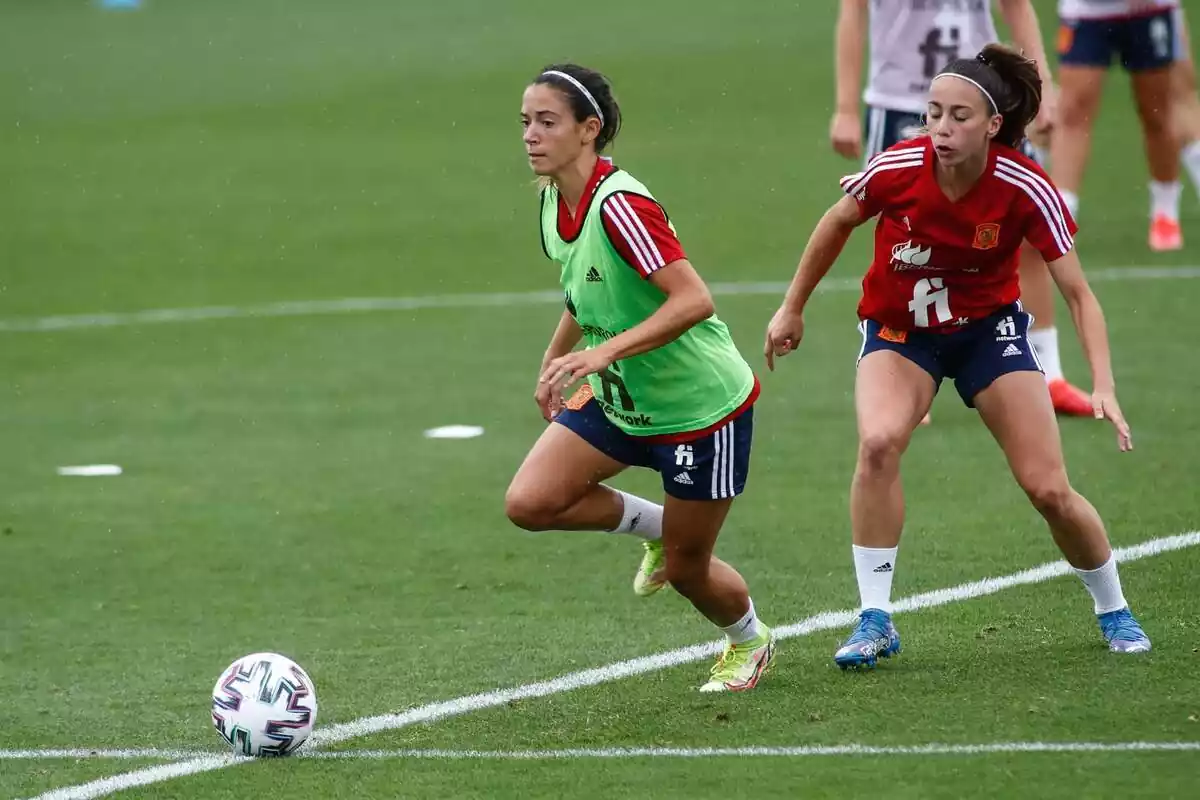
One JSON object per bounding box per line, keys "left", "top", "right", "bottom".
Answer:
{"left": 873, "top": 562, "right": 893, "bottom": 573}
{"left": 1002, "top": 343, "right": 1022, "bottom": 357}
{"left": 673, "top": 472, "right": 693, "bottom": 485}
{"left": 585, "top": 266, "right": 603, "bottom": 283}
{"left": 629, "top": 513, "right": 642, "bottom": 530}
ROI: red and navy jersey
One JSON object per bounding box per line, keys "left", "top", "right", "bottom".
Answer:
{"left": 556, "top": 157, "right": 686, "bottom": 277}
{"left": 840, "top": 137, "right": 1077, "bottom": 333}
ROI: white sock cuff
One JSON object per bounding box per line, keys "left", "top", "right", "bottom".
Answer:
{"left": 722, "top": 598, "right": 761, "bottom": 644}
{"left": 1074, "top": 554, "right": 1127, "bottom": 615}
{"left": 611, "top": 490, "right": 663, "bottom": 541}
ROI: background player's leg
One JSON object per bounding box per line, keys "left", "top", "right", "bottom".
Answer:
{"left": 505, "top": 422, "right": 657, "bottom": 536}
{"left": 1050, "top": 65, "right": 1107, "bottom": 221}
{"left": 1170, "top": 11, "right": 1200, "bottom": 201}
{"left": 973, "top": 371, "right": 1149, "bottom": 652}
{"left": 1019, "top": 246, "right": 1092, "bottom": 416}
{"left": 1131, "top": 66, "right": 1183, "bottom": 250}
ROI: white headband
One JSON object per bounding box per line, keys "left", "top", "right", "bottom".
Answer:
{"left": 932, "top": 72, "right": 998, "bottom": 114}
{"left": 541, "top": 70, "right": 605, "bottom": 126}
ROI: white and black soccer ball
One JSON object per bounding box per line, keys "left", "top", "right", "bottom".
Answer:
{"left": 211, "top": 652, "right": 318, "bottom": 757}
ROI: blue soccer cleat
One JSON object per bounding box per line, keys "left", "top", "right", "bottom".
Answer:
{"left": 834, "top": 608, "right": 901, "bottom": 670}
{"left": 1097, "top": 607, "right": 1151, "bottom": 653}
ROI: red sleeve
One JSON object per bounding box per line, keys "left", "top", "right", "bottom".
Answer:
{"left": 839, "top": 143, "right": 926, "bottom": 219}
{"left": 600, "top": 192, "right": 687, "bottom": 278}
{"left": 994, "top": 153, "right": 1078, "bottom": 262}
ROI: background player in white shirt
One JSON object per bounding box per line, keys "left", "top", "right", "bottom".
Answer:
{"left": 830, "top": 0, "right": 1094, "bottom": 416}
{"left": 1051, "top": 0, "right": 1184, "bottom": 251}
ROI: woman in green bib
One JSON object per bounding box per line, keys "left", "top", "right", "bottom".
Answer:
{"left": 505, "top": 64, "right": 775, "bottom": 692}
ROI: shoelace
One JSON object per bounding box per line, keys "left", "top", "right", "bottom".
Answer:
{"left": 846, "top": 611, "right": 889, "bottom": 644}
{"left": 1101, "top": 611, "right": 1144, "bottom": 642}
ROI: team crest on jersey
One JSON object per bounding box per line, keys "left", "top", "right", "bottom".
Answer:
{"left": 973, "top": 223, "right": 1000, "bottom": 250}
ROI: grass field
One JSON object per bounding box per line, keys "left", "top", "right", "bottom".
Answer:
{"left": 3, "top": 0, "right": 1200, "bottom": 797}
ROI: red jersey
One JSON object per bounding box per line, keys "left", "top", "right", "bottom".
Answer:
{"left": 840, "top": 137, "right": 1078, "bottom": 333}
{"left": 556, "top": 157, "right": 686, "bottom": 277}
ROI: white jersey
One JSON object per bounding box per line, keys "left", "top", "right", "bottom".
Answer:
{"left": 864, "top": 0, "right": 1000, "bottom": 114}
{"left": 1057, "top": 0, "right": 1177, "bottom": 21}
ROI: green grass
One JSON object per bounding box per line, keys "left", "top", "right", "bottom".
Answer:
{"left": 2, "top": 0, "right": 1200, "bottom": 797}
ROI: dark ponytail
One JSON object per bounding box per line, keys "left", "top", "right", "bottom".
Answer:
{"left": 940, "top": 43, "right": 1042, "bottom": 148}
{"left": 533, "top": 63, "right": 623, "bottom": 152}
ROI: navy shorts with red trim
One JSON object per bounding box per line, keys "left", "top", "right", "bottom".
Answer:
{"left": 555, "top": 399, "right": 754, "bottom": 501}
{"left": 1058, "top": 9, "right": 1177, "bottom": 72}
{"left": 857, "top": 302, "right": 1043, "bottom": 408}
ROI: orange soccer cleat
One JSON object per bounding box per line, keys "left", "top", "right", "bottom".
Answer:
{"left": 1149, "top": 214, "right": 1183, "bottom": 252}
{"left": 1048, "top": 378, "right": 1093, "bottom": 417}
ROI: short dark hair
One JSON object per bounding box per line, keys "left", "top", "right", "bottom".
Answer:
{"left": 533, "top": 63, "right": 623, "bottom": 152}
{"left": 939, "top": 43, "right": 1042, "bottom": 149}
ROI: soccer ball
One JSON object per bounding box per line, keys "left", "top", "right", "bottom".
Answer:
{"left": 211, "top": 652, "right": 318, "bottom": 757}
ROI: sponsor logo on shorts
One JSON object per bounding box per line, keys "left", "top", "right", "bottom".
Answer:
{"left": 1002, "top": 343, "right": 1023, "bottom": 358}
{"left": 673, "top": 472, "right": 694, "bottom": 485}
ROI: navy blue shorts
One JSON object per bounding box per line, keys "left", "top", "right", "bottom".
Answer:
{"left": 1058, "top": 9, "right": 1178, "bottom": 72}
{"left": 857, "top": 303, "right": 1043, "bottom": 408}
{"left": 555, "top": 399, "right": 754, "bottom": 501}
{"left": 863, "top": 107, "right": 1044, "bottom": 163}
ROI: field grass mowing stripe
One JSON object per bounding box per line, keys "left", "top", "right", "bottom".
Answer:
{"left": 27, "top": 529, "right": 1200, "bottom": 800}
{"left": 2, "top": 265, "right": 1198, "bottom": 333}
{"left": 300, "top": 742, "right": 1200, "bottom": 759}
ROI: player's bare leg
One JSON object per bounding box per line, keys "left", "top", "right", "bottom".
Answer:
{"left": 836, "top": 350, "right": 935, "bottom": 669}
{"left": 1132, "top": 67, "right": 1184, "bottom": 250}
{"left": 1170, "top": 15, "right": 1200, "bottom": 202}
{"left": 506, "top": 424, "right": 666, "bottom": 594}
{"left": 1050, "top": 65, "right": 1106, "bottom": 222}
{"left": 1019, "top": 244, "right": 1092, "bottom": 416}
{"left": 506, "top": 422, "right": 629, "bottom": 531}
{"left": 660, "top": 495, "right": 774, "bottom": 692}
{"left": 974, "top": 371, "right": 1150, "bottom": 652}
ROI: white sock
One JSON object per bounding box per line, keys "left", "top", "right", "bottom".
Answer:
{"left": 609, "top": 490, "right": 662, "bottom": 541}
{"left": 1059, "top": 189, "right": 1080, "bottom": 221}
{"left": 852, "top": 545, "right": 897, "bottom": 613}
{"left": 1181, "top": 140, "right": 1200, "bottom": 197}
{"left": 721, "top": 598, "right": 762, "bottom": 644}
{"left": 1149, "top": 180, "right": 1182, "bottom": 221}
{"left": 1074, "top": 554, "right": 1128, "bottom": 615}
{"left": 1027, "top": 326, "right": 1064, "bottom": 382}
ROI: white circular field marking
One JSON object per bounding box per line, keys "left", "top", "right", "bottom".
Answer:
{"left": 56, "top": 465, "right": 123, "bottom": 477}
{"left": 423, "top": 425, "right": 484, "bottom": 440}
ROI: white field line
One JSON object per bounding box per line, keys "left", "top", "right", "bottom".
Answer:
{"left": 2, "top": 265, "right": 1198, "bottom": 333}
{"left": 8, "top": 740, "right": 1199, "bottom": 764}
{"left": 26, "top": 529, "right": 1200, "bottom": 800}
{"left": 299, "top": 741, "right": 1200, "bottom": 759}
{"left": 0, "top": 749, "right": 208, "bottom": 761}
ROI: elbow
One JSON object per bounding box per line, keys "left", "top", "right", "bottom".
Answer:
{"left": 693, "top": 292, "right": 715, "bottom": 323}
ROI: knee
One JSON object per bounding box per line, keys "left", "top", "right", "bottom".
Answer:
{"left": 1056, "top": 91, "right": 1094, "bottom": 128}
{"left": 1020, "top": 472, "right": 1074, "bottom": 518}
{"left": 856, "top": 430, "right": 907, "bottom": 478}
{"left": 504, "top": 484, "right": 561, "bottom": 531}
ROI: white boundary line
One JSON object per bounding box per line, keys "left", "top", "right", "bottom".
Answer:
{"left": 2, "top": 265, "right": 1198, "bottom": 333}
{"left": 0, "top": 749, "right": 207, "bottom": 761}
{"left": 9, "top": 742, "right": 1198, "bottom": 762}
{"left": 25, "top": 530, "right": 1200, "bottom": 800}
{"left": 300, "top": 742, "right": 1200, "bottom": 759}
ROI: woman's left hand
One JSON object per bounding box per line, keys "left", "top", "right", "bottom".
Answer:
{"left": 539, "top": 347, "right": 614, "bottom": 394}
{"left": 1092, "top": 388, "right": 1133, "bottom": 452}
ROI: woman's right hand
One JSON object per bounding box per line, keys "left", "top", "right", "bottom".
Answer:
{"left": 830, "top": 110, "right": 863, "bottom": 161}
{"left": 534, "top": 363, "right": 564, "bottom": 422}
{"left": 764, "top": 306, "right": 805, "bottom": 371}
